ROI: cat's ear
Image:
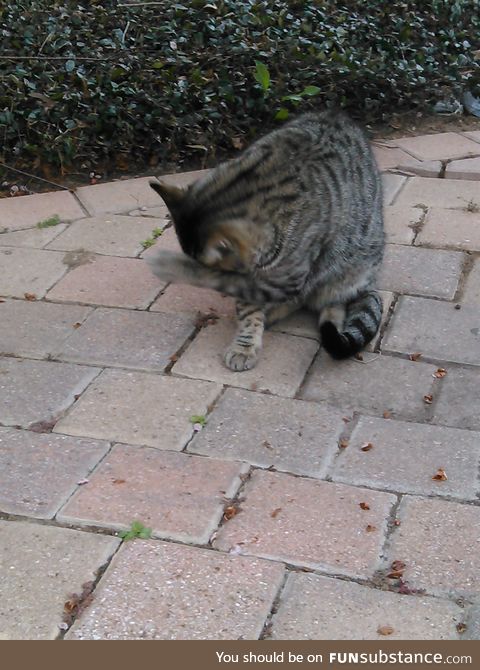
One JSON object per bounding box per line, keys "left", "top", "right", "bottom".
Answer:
{"left": 150, "top": 181, "right": 185, "bottom": 213}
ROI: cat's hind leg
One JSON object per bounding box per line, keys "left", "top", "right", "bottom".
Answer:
{"left": 224, "top": 301, "right": 265, "bottom": 371}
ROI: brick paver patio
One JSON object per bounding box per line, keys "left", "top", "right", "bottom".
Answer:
{"left": 1, "top": 130, "right": 479, "bottom": 640}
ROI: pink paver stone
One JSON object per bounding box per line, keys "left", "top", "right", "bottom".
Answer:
{"left": 0, "top": 520, "right": 119, "bottom": 640}
{"left": 150, "top": 284, "right": 235, "bottom": 317}
{"left": 271, "top": 573, "right": 463, "bottom": 640}
{"left": 46, "top": 214, "right": 168, "bottom": 257}
{"left": 0, "top": 191, "right": 85, "bottom": 231}
{"left": 330, "top": 416, "right": 480, "bottom": 500}
{"left": 387, "top": 496, "right": 480, "bottom": 598}
{"left": 75, "top": 177, "right": 167, "bottom": 215}
{"left": 0, "top": 247, "right": 68, "bottom": 299}
{"left": 394, "top": 132, "right": 480, "bottom": 161}
{"left": 394, "top": 177, "right": 480, "bottom": 209}
{"left": 67, "top": 540, "right": 284, "bottom": 640}
{"left": 214, "top": 470, "right": 396, "bottom": 578}
{"left": 46, "top": 255, "right": 163, "bottom": 308}
{"left": 172, "top": 318, "right": 318, "bottom": 397}
{"left": 445, "top": 156, "right": 480, "bottom": 181}
{"left": 54, "top": 369, "right": 221, "bottom": 450}
{"left": 416, "top": 208, "right": 480, "bottom": 251}
{"left": 58, "top": 444, "right": 246, "bottom": 544}
{"left": 0, "top": 427, "right": 109, "bottom": 518}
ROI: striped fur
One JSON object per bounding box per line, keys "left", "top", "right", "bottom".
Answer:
{"left": 147, "top": 110, "right": 385, "bottom": 370}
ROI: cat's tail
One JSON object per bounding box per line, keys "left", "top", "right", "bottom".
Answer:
{"left": 320, "top": 291, "right": 383, "bottom": 359}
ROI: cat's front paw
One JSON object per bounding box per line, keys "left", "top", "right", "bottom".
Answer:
{"left": 224, "top": 346, "right": 259, "bottom": 371}
{"left": 145, "top": 248, "right": 192, "bottom": 284}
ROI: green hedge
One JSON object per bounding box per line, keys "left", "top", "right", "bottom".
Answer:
{"left": 0, "top": 0, "right": 478, "bottom": 174}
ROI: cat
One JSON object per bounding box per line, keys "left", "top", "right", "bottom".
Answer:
{"left": 147, "top": 110, "right": 385, "bottom": 371}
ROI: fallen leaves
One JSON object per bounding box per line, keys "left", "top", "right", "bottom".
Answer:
{"left": 194, "top": 311, "right": 219, "bottom": 329}
{"left": 366, "top": 524, "right": 377, "bottom": 532}
{"left": 112, "top": 478, "right": 126, "bottom": 485}
{"left": 433, "top": 367, "right": 447, "bottom": 378}
{"left": 423, "top": 393, "right": 433, "bottom": 404}
{"left": 359, "top": 502, "right": 370, "bottom": 510}
{"left": 456, "top": 622, "right": 467, "bottom": 634}
{"left": 270, "top": 507, "right": 282, "bottom": 518}
{"left": 62, "top": 580, "right": 95, "bottom": 628}
{"left": 338, "top": 438, "right": 349, "bottom": 449}
{"left": 383, "top": 410, "right": 392, "bottom": 419}
{"left": 361, "top": 442, "right": 374, "bottom": 452}
{"left": 223, "top": 504, "right": 241, "bottom": 521}
{"left": 387, "top": 560, "right": 406, "bottom": 579}
{"left": 377, "top": 625, "right": 394, "bottom": 636}
{"left": 432, "top": 467, "right": 448, "bottom": 481}
{"left": 262, "top": 440, "right": 273, "bottom": 450}
{"left": 409, "top": 352, "right": 422, "bottom": 361}
{"left": 24, "top": 292, "right": 37, "bottom": 301}
{"left": 72, "top": 322, "right": 82, "bottom": 329}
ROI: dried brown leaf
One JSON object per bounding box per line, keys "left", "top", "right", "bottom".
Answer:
{"left": 456, "top": 622, "right": 467, "bottom": 634}
{"left": 432, "top": 467, "right": 448, "bottom": 481}
{"left": 361, "top": 442, "right": 374, "bottom": 452}
{"left": 366, "top": 524, "right": 377, "bottom": 532}
{"left": 359, "top": 502, "right": 370, "bottom": 510}
{"left": 409, "top": 352, "right": 422, "bottom": 361}
{"left": 262, "top": 440, "right": 273, "bottom": 450}
{"left": 377, "top": 625, "right": 394, "bottom": 636}
{"left": 24, "top": 292, "right": 37, "bottom": 301}
{"left": 423, "top": 393, "right": 433, "bottom": 404}
{"left": 339, "top": 439, "right": 349, "bottom": 449}
{"left": 270, "top": 507, "right": 282, "bottom": 518}
{"left": 112, "top": 478, "right": 126, "bottom": 485}
{"left": 223, "top": 504, "right": 240, "bottom": 520}
{"left": 383, "top": 410, "right": 391, "bottom": 419}
{"left": 433, "top": 368, "right": 447, "bottom": 378}
{"left": 72, "top": 322, "right": 82, "bottom": 329}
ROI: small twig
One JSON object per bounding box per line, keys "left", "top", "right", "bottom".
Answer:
{"left": 0, "top": 162, "right": 71, "bottom": 192}
{"left": 118, "top": 2, "right": 167, "bottom": 5}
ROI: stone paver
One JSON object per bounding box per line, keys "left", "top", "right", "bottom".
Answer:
{"left": 54, "top": 369, "right": 221, "bottom": 450}
{"left": 46, "top": 255, "right": 163, "bottom": 308}
{"left": 46, "top": 215, "right": 167, "bottom": 257}
{"left": 55, "top": 307, "right": 194, "bottom": 371}
{"left": 59, "top": 444, "right": 245, "bottom": 543}
{"left": 0, "top": 191, "right": 85, "bottom": 232}
{"left": 0, "top": 247, "right": 68, "bottom": 298}
{"left": 445, "top": 156, "right": 480, "bottom": 180}
{"left": 463, "top": 258, "right": 480, "bottom": 305}
{"left": 383, "top": 296, "right": 480, "bottom": 366}
{"left": 395, "top": 177, "right": 480, "bottom": 209}
{"left": 0, "top": 357, "right": 100, "bottom": 429}
{"left": 300, "top": 352, "right": 437, "bottom": 422}
{"left": 432, "top": 366, "right": 480, "bottom": 431}
{"left": 215, "top": 470, "right": 396, "bottom": 578}
{"left": 384, "top": 206, "right": 422, "bottom": 245}
{"left": 0, "top": 521, "right": 119, "bottom": 640}
{"left": 463, "top": 131, "right": 480, "bottom": 144}
{"left": 395, "top": 133, "right": 480, "bottom": 161}
{"left": 0, "top": 427, "right": 109, "bottom": 518}
{"left": 67, "top": 540, "right": 283, "bottom": 640}
{"left": 416, "top": 208, "right": 480, "bottom": 251}
{"left": 150, "top": 284, "right": 235, "bottom": 317}
{"left": 173, "top": 319, "right": 318, "bottom": 397}
{"left": 382, "top": 174, "right": 406, "bottom": 205}
{"left": 0, "top": 224, "right": 67, "bottom": 248}
{"left": 378, "top": 244, "right": 463, "bottom": 299}
{"left": 75, "top": 177, "right": 167, "bottom": 216}
{"left": 0, "top": 299, "right": 92, "bottom": 359}
{"left": 270, "top": 309, "right": 319, "bottom": 340}
{"left": 373, "top": 146, "right": 441, "bottom": 176}
{"left": 188, "top": 388, "right": 344, "bottom": 478}
{"left": 331, "top": 416, "right": 480, "bottom": 500}
{"left": 387, "top": 497, "right": 480, "bottom": 598}
{"left": 271, "top": 573, "right": 463, "bottom": 640}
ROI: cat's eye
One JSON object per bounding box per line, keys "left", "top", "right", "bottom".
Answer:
{"left": 217, "top": 239, "right": 232, "bottom": 254}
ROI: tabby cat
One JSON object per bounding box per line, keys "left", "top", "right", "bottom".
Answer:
{"left": 147, "top": 110, "right": 384, "bottom": 371}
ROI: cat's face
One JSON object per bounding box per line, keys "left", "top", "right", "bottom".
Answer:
{"left": 150, "top": 181, "right": 252, "bottom": 272}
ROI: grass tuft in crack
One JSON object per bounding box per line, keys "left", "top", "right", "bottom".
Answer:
{"left": 118, "top": 520, "right": 152, "bottom": 541}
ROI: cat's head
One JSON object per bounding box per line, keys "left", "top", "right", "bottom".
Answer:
{"left": 150, "top": 181, "right": 253, "bottom": 272}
